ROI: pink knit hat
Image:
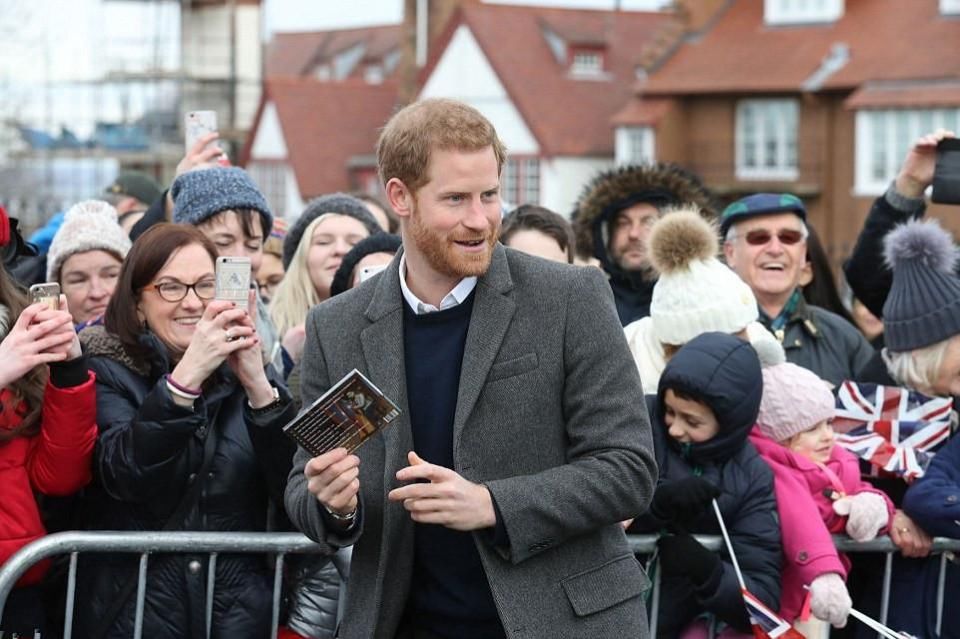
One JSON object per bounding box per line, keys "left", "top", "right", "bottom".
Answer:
{"left": 757, "top": 362, "right": 835, "bottom": 442}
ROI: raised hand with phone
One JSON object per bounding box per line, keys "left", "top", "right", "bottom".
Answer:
{"left": 167, "top": 254, "right": 274, "bottom": 408}
{"left": 0, "top": 295, "right": 81, "bottom": 389}
{"left": 894, "top": 128, "right": 958, "bottom": 199}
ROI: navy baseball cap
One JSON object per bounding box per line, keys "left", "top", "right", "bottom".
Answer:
{"left": 720, "top": 193, "right": 806, "bottom": 236}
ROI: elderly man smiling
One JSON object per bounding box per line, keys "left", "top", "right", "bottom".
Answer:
{"left": 721, "top": 193, "right": 873, "bottom": 386}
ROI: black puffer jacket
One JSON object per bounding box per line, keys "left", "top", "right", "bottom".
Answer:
{"left": 74, "top": 326, "right": 296, "bottom": 639}
{"left": 632, "top": 333, "right": 782, "bottom": 638}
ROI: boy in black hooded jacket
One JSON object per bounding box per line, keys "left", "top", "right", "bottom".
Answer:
{"left": 631, "top": 332, "right": 782, "bottom": 638}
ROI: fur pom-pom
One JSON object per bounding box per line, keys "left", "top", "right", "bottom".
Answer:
{"left": 751, "top": 333, "right": 786, "bottom": 368}
{"left": 648, "top": 207, "right": 718, "bottom": 274}
{"left": 883, "top": 219, "right": 959, "bottom": 275}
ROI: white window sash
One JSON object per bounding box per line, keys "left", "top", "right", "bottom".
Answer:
{"left": 735, "top": 99, "right": 799, "bottom": 181}
{"left": 854, "top": 107, "right": 960, "bottom": 195}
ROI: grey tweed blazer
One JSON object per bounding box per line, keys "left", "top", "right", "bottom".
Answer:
{"left": 285, "top": 244, "right": 657, "bottom": 639}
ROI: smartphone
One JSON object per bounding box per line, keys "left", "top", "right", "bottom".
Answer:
{"left": 932, "top": 137, "right": 960, "bottom": 205}
{"left": 29, "top": 283, "right": 60, "bottom": 311}
{"left": 358, "top": 264, "right": 388, "bottom": 283}
{"left": 215, "top": 256, "right": 251, "bottom": 303}
{"left": 185, "top": 110, "right": 219, "bottom": 152}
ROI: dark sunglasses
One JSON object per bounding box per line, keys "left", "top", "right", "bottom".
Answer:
{"left": 742, "top": 228, "right": 805, "bottom": 246}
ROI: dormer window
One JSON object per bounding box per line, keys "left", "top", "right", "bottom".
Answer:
{"left": 764, "top": 0, "right": 844, "bottom": 25}
{"left": 572, "top": 51, "right": 603, "bottom": 74}
{"left": 570, "top": 48, "right": 605, "bottom": 77}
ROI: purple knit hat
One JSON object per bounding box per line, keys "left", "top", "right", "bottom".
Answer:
{"left": 757, "top": 362, "right": 835, "bottom": 442}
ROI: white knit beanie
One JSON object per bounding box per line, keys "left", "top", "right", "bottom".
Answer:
{"left": 648, "top": 208, "right": 758, "bottom": 345}
{"left": 757, "top": 362, "right": 836, "bottom": 442}
{"left": 47, "top": 200, "right": 132, "bottom": 282}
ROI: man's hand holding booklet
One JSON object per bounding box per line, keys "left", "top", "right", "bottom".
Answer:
{"left": 283, "top": 369, "right": 401, "bottom": 455}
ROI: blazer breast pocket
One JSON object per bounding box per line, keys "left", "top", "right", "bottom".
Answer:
{"left": 487, "top": 352, "right": 538, "bottom": 383}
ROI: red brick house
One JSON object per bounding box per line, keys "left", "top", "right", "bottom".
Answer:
{"left": 617, "top": 0, "right": 960, "bottom": 263}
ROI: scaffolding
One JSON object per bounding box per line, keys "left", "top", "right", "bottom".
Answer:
{"left": 0, "top": 0, "right": 262, "bottom": 235}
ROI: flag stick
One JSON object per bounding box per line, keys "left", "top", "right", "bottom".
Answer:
{"left": 848, "top": 607, "right": 912, "bottom": 639}
{"left": 711, "top": 498, "right": 747, "bottom": 590}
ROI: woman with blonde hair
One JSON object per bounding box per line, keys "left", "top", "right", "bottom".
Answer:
{"left": 270, "top": 195, "right": 379, "bottom": 377}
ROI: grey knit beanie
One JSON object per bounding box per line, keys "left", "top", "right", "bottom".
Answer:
{"left": 171, "top": 167, "right": 273, "bottom": 235}
{"left": 284, "top": 193, "right": 382, "bottom": 268}
{"left": 47, "top": 200, "right": 132, "bottom": 282}
{"left": 882, "top": 218, "right": 960, "bottom": 352}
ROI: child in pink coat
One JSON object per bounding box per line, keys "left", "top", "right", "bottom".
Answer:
{"left": 749, "top": 362, "right": 894, "bottom": 633}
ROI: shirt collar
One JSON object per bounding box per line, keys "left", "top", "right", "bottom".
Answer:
{"left": 399, "top": 253, "right": 477, "bottom": 315}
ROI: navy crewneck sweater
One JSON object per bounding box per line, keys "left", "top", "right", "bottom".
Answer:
{"left": 402, "top": 291, "right": 506, "bottom": 639}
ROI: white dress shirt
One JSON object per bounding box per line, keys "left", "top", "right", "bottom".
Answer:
{"left": 399, "top": 254, "right": 477, "bottom": 315}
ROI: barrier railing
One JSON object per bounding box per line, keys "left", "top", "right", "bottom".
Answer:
{"left": 1, "top": 532, "right": 958, "bottom": 638}
{"left": 0, "top": 531, "right": 350, "bottom": 639}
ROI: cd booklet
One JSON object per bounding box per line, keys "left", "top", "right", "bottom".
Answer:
{"left": 283, "top": 369, "right": 401, "bottom": 456}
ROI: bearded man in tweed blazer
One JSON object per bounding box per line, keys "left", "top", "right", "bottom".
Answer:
{"left": 285, "top": 98, "right": 657, "bottom": 639}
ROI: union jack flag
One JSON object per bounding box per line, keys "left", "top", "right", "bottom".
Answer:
{"left": 833, "top": 381, "right": 955, "bottom": 481}
{"left": 741, "top": 588, "right": 805, "bottom": 638}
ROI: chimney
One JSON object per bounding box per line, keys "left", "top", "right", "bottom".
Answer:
{"left": 397, "top": 0, "right": 476, "bottom": 104}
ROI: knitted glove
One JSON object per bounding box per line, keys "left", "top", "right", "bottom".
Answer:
{"left": 657, "top": 533, "right": 722, "bottom": 587}
{"left": 834, "top": 492, "right": 889, "bottom": 542}
{"left": 651, "top": 477, "right": 721, "bottom": 529}
{"left": 809, "top": 572, "right": 852, "bottom": 628}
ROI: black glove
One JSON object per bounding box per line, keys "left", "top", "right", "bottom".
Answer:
{"left": 657, "top": 533, "right": 722, "bottom": 587}
{"left": 650, "top": 477, "right": 721, "bottom": 529}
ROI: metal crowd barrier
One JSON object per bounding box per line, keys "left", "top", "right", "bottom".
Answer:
{"left": 0, "top": 531, "right": 350, "bottom": 639}
{"left": 1, "top": 532, "right": 959, "bottom": 638}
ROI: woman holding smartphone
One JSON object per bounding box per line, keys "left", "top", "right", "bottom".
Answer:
{"left": 0, "top": 210, "right": 96, "bottom": 636}
{"left": 75, "top": 224, "right": 296, "bottom": 639}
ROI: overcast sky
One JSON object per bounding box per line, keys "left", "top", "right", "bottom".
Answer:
{"left": 264, "top": 0, "right": 670, "bottom": 34}
{"left": 1, "top": 0, "right": 669, "bottom": 134}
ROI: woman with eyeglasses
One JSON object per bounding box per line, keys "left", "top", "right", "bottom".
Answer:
{"left": 75, "top": 223, "right": 296, "bottom": 639}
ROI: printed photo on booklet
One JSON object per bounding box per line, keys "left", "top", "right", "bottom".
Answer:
{"left": 283, "top": 369, "right": 401, "bottom": 456}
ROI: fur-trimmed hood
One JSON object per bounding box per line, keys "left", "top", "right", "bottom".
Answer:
{"left": 571, "top": 162, "right": 716, "bottom": 269}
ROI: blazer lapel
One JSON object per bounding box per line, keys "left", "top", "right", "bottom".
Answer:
{"left": 453, "top": 245, "right": 516, "bottom": 454}
{"left": 360, "top": 252, "right": 413, "bottom": 474}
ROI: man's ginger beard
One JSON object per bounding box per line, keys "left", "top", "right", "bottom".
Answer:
{"left": 408, "top": 199, "right": 500, "bottom": 278}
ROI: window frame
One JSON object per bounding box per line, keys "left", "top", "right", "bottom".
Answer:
{"left": 501, "top": 156, "right": 541, "bottom": 207}
{"left": 615, "top": 126, "right": 656, "bottom": 166}
{"left": 735, "top": 98, "right": 800, "bottom": 181}
{"left": 854, "top": 107, "right": 960, "bottom": 195}
{"left": 764, "top": 0, "right": 844, "bottom": 25}
{"left": 246, "top": 161, "right": 289, "bottom": 219}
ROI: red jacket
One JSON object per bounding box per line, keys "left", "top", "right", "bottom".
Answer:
{"left": 0, "top": 373, "right": 97, "bottom": 586}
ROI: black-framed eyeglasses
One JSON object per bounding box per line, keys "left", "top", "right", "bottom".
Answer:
{"left": 146, "top": 279, "right": 216, "bottom": 302}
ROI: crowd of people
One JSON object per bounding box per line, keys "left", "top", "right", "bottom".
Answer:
{"left": 0, "top": 97, "right": 959, "bottom": 639}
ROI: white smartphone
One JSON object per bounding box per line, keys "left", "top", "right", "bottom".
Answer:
{"left": 215, "top": 256, "right": 251, "bottom": 303}
{"left": 185, "top": 110, "right": 218, "bottom": 152}
{"left": 358, "top": 264, "right": 388, "bottom": 283}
